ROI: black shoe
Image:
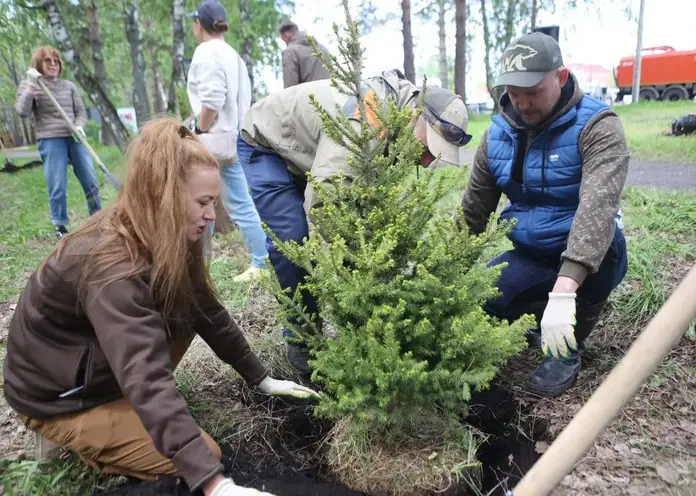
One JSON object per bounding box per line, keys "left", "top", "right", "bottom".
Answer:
{"left": 286, "top": 343, "right": 312, "bottom": 375}
{"left": 55, "top": 225, "right": 69, "bottom": 238}
{"left": 526, "top": 327, "right": 542, "bottom": 349}
{"left": 528, "top": 351, "right": 582, "bottom": 397}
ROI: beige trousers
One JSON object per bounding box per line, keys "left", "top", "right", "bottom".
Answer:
{"left": 21, "top": 332, "right": 221, "bottom": 481}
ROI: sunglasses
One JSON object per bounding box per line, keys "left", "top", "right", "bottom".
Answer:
{"left": 423, "top": 104, "right": 473, "bottom": 147}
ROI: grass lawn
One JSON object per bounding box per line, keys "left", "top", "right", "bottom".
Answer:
{"left": 613, "top": 101, "right": 696, "bottom": 163}
{"left": 466, "top": 100, "right": 696, "bottom": 164}
{"left": 1, "top": 124, "right": 695, "bottom": 494}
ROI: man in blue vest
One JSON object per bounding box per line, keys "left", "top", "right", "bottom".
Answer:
{"left": 461, "top": 32, "right": 629, "bottom": 397}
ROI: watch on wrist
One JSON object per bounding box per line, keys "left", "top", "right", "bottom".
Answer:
{"left": 195, "top": 125, "right": 208, "bottom": 134}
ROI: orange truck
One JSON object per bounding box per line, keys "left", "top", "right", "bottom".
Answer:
{"left": 615, "top": 46, "right": 696, "bottom": 102}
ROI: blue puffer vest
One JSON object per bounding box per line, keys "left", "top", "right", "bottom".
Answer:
{"left": 487, "top": 95, "right": 608, "bottom": 254}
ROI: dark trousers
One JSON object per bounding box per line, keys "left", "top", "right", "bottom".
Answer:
{"left": 238, "top": 138, "right": 318, "bottom": 337}
{"left": 484, "top": 229, "right": 628, "bottom": 324}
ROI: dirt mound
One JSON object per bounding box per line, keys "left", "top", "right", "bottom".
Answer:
{"left": 95, "top": 395, "right": 362, "bottom": 496}
{"left": 94, "top": 384, "right": 548, "bottom": 496}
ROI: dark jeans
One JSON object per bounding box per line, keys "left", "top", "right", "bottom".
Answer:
{"left": 485, "top": 229, "right": 628, "bottom": 323}
{"left": 237, "top": 138, "right": 318, "bottom": 337}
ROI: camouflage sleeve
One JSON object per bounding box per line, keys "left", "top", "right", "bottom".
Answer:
{"left": 559, "top": 112, "right": 629, "bottom": 285}
{"left": 460, "top": 128, "right": 502, "bottom": 235}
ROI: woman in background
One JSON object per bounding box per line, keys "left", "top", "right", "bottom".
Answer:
{"left": 15, "top": 45, "right": 101, "bottom": 238}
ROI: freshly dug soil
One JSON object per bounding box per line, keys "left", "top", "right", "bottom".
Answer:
{"left": 96, "top": 387, "right": 543, "bottom": 496}
{"left": 466, "top": 387, "right": 547, "bottom": 494}
{"left": 95, "top": 395, "right": 362, "bottom": 496}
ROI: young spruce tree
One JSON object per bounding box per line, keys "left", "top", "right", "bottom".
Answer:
{"left": 268, "top": 0, "right": 531, "bottom": 437}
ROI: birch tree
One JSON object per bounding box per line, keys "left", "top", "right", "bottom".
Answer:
{"left": 37, "top": 0, "right": 130, "bottom": 151}
{"left": 124, "top": 0, "right": 150, "bottom": 128}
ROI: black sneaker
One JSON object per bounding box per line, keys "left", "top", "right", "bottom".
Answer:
{"left": 55, "top": 225, "right": 69, "bottom": 238}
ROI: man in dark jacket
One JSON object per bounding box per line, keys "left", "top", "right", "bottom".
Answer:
{"left": 278, "top": 20, "right": 330, "bottom": 88}
{"left": 461, "top": 32, "right": 630, "bottom": 397}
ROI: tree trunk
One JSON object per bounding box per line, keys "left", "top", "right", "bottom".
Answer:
{"left": 454, "top": 0, "right": 466, "bottom": 101}
{"left": 479, "top": 0, "right": 499, "bottom": 111}
{"left": 401, "top": 0, "right": 415, "bottom": 83}
{"left": 86, "top": 0, "right": 116, "bottom": 146}
{"left": 148, "top": 44, "right": 166, "bottom": 114}
{"left": 167, "top": 0, "right": 185, "bottom": 116}
{"left": 437, "top": 0, "right": 449, "bottom": 89}
{"left": 531, "top": 0, "right": 538, "bottom": 30}
{"left": 124, "top": 0, "right": 150, "bottom": 129}
{"left": 239, "top": 0, "right": 255, "bottom": 97}
{"left": 43, "top": 0, "right": 130, "bottom": 151}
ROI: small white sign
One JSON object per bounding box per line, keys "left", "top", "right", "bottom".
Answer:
{"left": 117, "top": 108, "right": 138, "bottom": 134}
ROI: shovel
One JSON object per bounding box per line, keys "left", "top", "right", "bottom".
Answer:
{"left": 509, "top": 262, "right": 696, "bottom": 495}
{"left": 37, "top": 78, "right": 123, "bottom": 190}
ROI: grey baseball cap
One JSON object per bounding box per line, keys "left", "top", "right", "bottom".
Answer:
{"left": 187, "top": 0, "right": 227, "bottom": 31}
{"left": 493, "top": 32, "right": 564, "bottom": 88}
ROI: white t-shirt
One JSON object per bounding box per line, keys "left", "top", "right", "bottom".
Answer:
{"left": 187, "top": 38, "right": 251, "bottom": 134}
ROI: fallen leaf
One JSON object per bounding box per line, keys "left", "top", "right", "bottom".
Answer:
{"left": 427, "top": 451, "right": 438, "bottom": 460}
{"left": 613, "top": 443, "right": 630, "bottom": 455}
{"left": 534, "top": 441, "right": 549, "bottom": 454}
{"left": 656, "top": 465, "right": 680, "bottom": 485}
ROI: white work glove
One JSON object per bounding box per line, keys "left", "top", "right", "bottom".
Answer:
{"left": 209, "top": 478, "right": 276, "bottom": 496}
{"left": 540, "top": 292, "right": 578, "bottom": 359}
{"left": 257, "top": 376, "right": 321, "bottom": 399}
{"left": 26, "top": 68, "right": 42, "bottom": 87}
{"left": 73, "top": 125, "right": 86, "bottom": 141}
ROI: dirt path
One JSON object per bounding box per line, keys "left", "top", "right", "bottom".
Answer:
{"left": 457, "top": 149, "right": 696, "bottom": 191}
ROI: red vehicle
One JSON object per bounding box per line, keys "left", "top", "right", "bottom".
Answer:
{"left": 615, "top": 46, "right": 696, "bottom": 102}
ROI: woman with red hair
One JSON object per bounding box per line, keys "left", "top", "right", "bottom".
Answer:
{"left": 4, "top": 117, "right": 318, "bottom": 495}
{"left": 15, "top": 45, "right": 102, "bottom": 238}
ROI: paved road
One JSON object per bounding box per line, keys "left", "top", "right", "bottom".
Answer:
{"left": 458, "top": 149, "right": 696, "bottom": 192}
{"left": 4, "top": 148, "right": 696, "bottom": 191}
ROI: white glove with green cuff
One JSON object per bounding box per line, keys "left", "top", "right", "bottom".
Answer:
{"left": 540, "top": 292, "right": 578, "bottom": 359}
{"left": 26, "top": 68, "right": 42, "bottom": 87}
{"left": 258, "top": 377, "right": 321, "bottom": 399}
{"left": 209, "top": 478, "right": 275, "bottom": 496}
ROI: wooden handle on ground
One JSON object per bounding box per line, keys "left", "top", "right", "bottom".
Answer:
{"left": 36, "top": 78, "right": 119, "bottom": 187}
{"left": 512, "top": 262, "right": 696, "bottom": 496}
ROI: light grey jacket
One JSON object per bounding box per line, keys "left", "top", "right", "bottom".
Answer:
{"left": 15, "top": 77, "right": 88, "bottom": 140}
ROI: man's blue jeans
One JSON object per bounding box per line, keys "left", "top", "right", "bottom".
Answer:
{"left": 37, "top": 137, "right": 102, "bottom": 226}
{"left": 484, "top": 228, "right": 628, "bottom": 323}
{"left": 237, "top": 138, "right": 318, "bottom": 337}
{"left": 219, "top": 162, "right": 269, "bottom": 269}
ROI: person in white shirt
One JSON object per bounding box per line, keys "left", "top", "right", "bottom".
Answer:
{"left": 187, "top": 0, "right": 269, "bottom": 283}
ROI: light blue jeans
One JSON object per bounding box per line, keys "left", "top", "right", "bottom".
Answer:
{"left": 219, "top": 162, "right": 269, "bottom": 269}
{"left": 37, "top": 137, "right": 102, "bottom": 226}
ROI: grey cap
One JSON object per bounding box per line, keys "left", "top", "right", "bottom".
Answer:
{"left": 187, "top": 0, "right": 227, "bottom": 31}
{"left": 493, "top": 32, "right": 564, "bottom": 88}
{"left": 419, "top": 86, "right": 472, "bottom": 166}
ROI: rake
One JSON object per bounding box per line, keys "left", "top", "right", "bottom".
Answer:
{"left": 37, "top": 78, "right": 123, "bottom": 190}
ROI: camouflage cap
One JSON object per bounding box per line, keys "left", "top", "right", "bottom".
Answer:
{"left": 494, "top": 32, "right": 564, "bottom": 88}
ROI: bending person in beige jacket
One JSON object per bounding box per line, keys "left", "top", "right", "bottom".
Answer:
{"left": 238, "top": 69, "right": 472, "bottom": 374}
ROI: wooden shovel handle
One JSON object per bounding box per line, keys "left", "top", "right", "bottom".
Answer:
{"left": 36, "top": 78, "right": 110, "bottom": 175}
{"left": 512, "top": 262, "right": 696, "bottom": 495}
